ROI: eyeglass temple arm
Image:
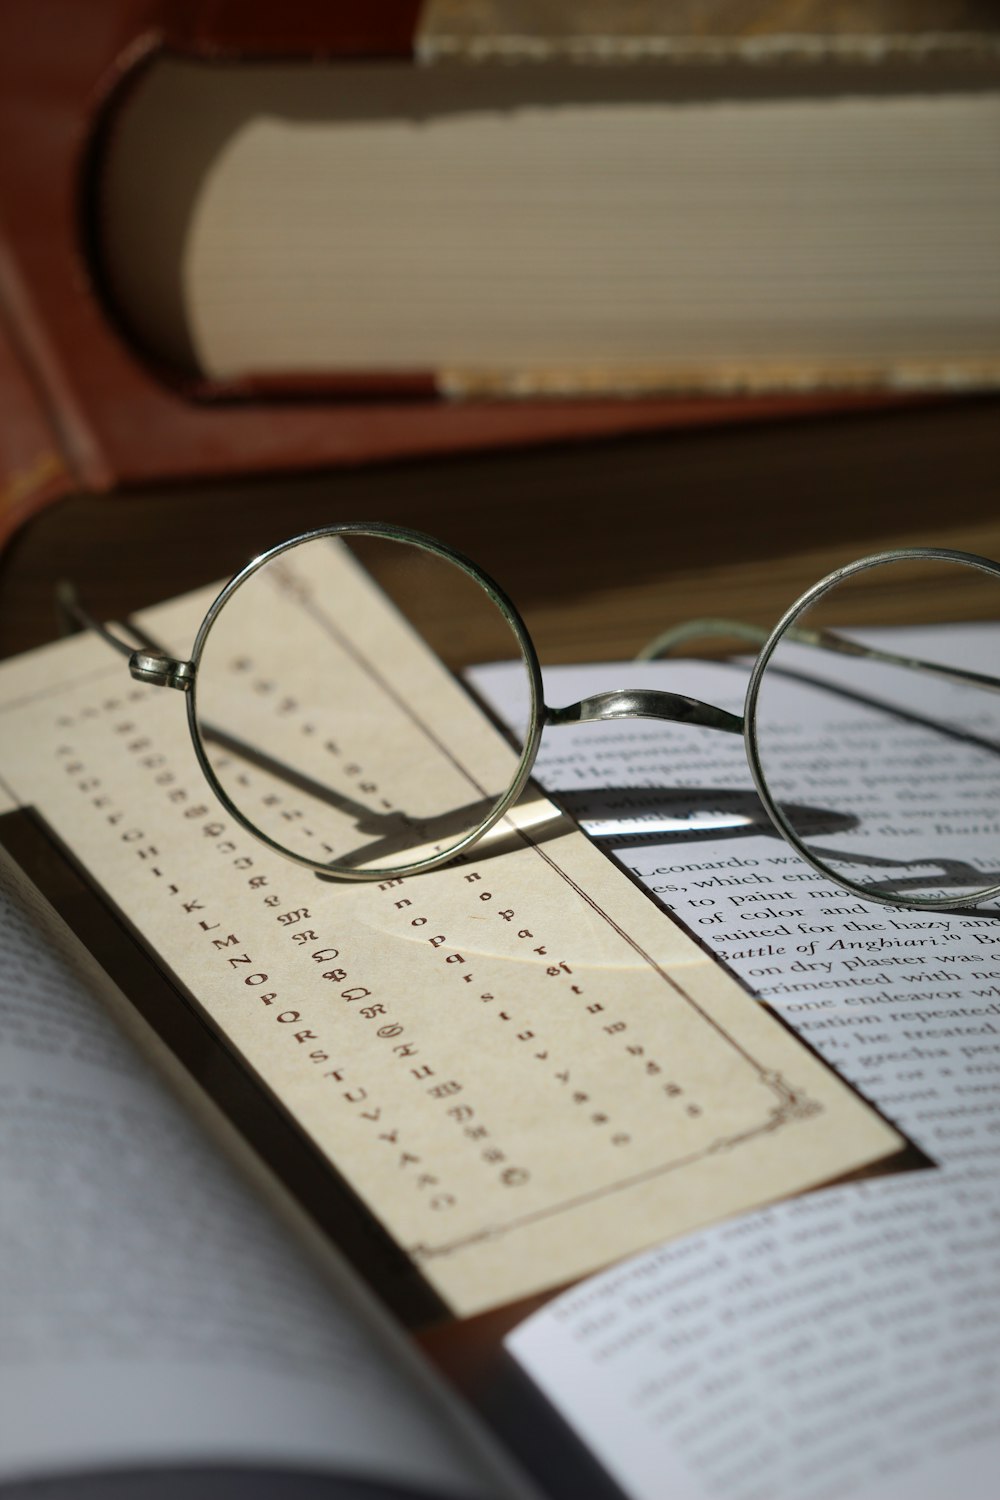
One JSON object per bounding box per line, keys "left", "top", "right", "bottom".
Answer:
{"left": 638, "top": 617, "right": 1000, "bottom": 695}
{"left": 56, "top": 583, "right": 195, "bottom": 691}
{"left": 57, "top": 581, "right": 135, "bottom": 657}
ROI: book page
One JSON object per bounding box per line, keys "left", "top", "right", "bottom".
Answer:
{"left": 471, "top": 627, "right": 1000, "bottom": 1498}
{"left": 0, "top": 539, "right": 900, "bottom": 1318}
{"left": 0, "top": 847, "right": 497, "bottom": 1493}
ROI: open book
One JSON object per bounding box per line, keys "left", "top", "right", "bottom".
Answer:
{"left": 0, "top": 542, "right": 990, "bottom": 1498}
{"left": 472, "top": 638, "right": 1000, "bottom": 1500}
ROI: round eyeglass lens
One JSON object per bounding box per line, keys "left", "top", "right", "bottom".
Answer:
{"left": 747, "top": 552, "right": 1000, "bottom": 908}
{"left": 188, "top": 529, "right": 540, "bottom": 877}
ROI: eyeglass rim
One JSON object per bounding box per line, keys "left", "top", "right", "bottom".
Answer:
{"left": 183, "top": 522, "right": 547, "bottom": 881}
{"left": 744, "top": 545, "right": 1000, "bottom": 912}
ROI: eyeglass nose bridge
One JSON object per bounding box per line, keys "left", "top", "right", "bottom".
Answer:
{"left": 545, "top": 687, "right": 745, "bottom": 737}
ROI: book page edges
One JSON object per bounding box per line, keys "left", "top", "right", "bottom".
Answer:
{"left": 418, "top": 0, "right": 1000, "bottom": 65}
{"left": 440, "top": 360, "right": 1000, "bottom": 400}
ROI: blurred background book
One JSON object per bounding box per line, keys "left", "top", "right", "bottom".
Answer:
{"left": 1, "top": 0, "right": 996, "bottom": 552}
{"left": 101, "top": 0, "right": 1000, "bottom": 398}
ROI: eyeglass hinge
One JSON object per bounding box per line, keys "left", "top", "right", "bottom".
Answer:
{"left": 128, "top": 651, "right": 195, "bottom": 692}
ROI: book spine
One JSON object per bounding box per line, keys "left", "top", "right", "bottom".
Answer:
{"left": 0, "top": 233, "right": 113, "bottom": 548}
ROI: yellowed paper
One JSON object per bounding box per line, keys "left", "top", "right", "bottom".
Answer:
{"left": 0, "top": 544, "right": 903, "bottom": 1315}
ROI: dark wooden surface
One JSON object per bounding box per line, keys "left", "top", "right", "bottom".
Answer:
{"left": 2, "top": 397, "right": 999, "bottom": 669}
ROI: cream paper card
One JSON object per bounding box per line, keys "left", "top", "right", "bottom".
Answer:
{"left": 0, "top": 540, "right": 904, "bottom": 1315}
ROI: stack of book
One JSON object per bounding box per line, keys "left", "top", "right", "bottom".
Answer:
{"left": 1, "top": 0, "right": 996, "bottom": 547}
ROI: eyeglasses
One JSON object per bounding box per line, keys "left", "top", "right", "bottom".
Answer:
{"left": 62, "top": 525, "right": 1000, "bottom": 911}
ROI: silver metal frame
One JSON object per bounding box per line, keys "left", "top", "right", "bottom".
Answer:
{"left": 744, "top": 547, "right": 1000, "bottom": 911}
{"left": 62, "top": 534, "right": 1000, "bottom": 910}
{"left": 184, "top": 523, "right": 547, "bottom": 881}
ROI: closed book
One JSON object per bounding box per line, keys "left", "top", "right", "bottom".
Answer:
{"left": 97, "top": 0, "right": 1000, "bottom": 396}
{"left": 0, "top": 0, "right": 951, "bottom": 551}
